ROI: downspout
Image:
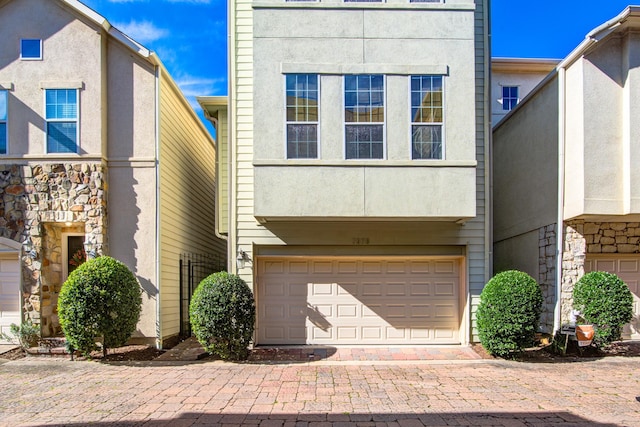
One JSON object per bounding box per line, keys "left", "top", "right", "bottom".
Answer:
{"left": 553, "top": 66, "right": 566, "bottom": 335}
{"left": 154, "top": 65, "right": 162, "bottom": 349}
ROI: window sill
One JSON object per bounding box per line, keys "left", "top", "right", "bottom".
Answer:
{"left": 253, "top": 159, "right": 476, "bottom": 167}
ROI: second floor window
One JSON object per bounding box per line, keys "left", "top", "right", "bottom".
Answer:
{"left": 46, "top": 89, "right": 78, "bottom": 153}
{"left": 411, "top": 75, "right": 443, "bottom": 160}
{"left": 0, "top": 90, "right": 7, "bottom": 154}
{"left": 21, "top": 39, "right": 42, "bottom": 60}
{"left": 345, "top": 74, "right": 384, "bottom": 159}
{"left": 502, "top": 86, "right": 519, "bottom": 111}
{"left": 286, "top": 74, "right": 319, "bottom": 159}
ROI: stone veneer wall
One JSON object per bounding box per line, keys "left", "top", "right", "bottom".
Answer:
{"left": 561, "top": 220, "right": 640, "bottom": 322}
{"left": 0, "top": 163, "right": 106, "bottom": 337}
{"left": 538, "top": 224, "right": 557, "bottom": 332}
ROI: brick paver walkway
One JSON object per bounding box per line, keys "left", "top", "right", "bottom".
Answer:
{"left": 1, "top": 356, "right": 639, "bottom": 426}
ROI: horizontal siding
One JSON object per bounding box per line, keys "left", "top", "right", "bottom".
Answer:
{"left": 159, "top": 73, "right": 227, "bottom": 344}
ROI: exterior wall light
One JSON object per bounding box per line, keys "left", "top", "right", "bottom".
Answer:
{"left": 236, "top": 248, "right": 250, "bottom": 270}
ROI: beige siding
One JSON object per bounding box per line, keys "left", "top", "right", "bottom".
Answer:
{"left": 158, "top": 72, "right": 226, "bottom": 345}
{"left": 217, "top": 109, "right": 229, "bottom": 235}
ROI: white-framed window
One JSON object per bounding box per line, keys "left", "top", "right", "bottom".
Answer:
{"left": 20, "top": 39, "right": 42, "bottom": 60}
{"left": 344, "top": 74, "right": 385, "bottom": 159}
{"left": 285, "top": 74, "right": 319, "bottom": 159}
{"left": 502, "top": 86, "right": 519, "bottom": 111}
{"left": 45, "top": 89, "right": 78, "bottom": 153}
{"left": 0, "top": 90, "right": 7, "bottom": 154}
{"left": 410, "top": 75, "right": 443, "bottom": 160}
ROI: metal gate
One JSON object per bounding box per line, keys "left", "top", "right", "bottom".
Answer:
{"left": 179, "top": 253, "right": 226, "bottom": 337}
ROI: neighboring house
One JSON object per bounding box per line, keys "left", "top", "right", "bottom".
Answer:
{"left": 217, "top": 0, "right": 490, "bottom": 346}
{"left": 493, "top": 6, "right": 640, "bottom": 338}
{"left": 491, "top": 57, "right": 559, "bottom": 126}
{"left": 0, "top": 0, "right": 225, "bottom": 348}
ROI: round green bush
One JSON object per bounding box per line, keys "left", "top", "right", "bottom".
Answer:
{"left": 476, "top": 270, "right": 543, "bottom": 358}
{"left": 58, "top": 256, "right": 142, "bottom": 357}
{"left": 573, "top": 271, "right": 633, "bottom": 347}
{"left": 189, "top": 272, "right": 255, "bottom": 360}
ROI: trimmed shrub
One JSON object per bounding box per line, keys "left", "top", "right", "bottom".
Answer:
{"left": 573, "top": 271, "right": 633, "bottom": 348}
{"left": 189, "top": 272, "right": 255, "bottom": 360}
{"left": 58, "top": 256, "right": 142, "bottom": 357}
{"left": 476, "top": 270, "right": 543, "bottom": 358}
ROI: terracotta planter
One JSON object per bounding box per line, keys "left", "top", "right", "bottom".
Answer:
{"left": 576, "top": 324, "right": 595, "bottom": 347}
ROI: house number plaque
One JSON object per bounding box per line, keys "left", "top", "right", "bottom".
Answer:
{"left": 352, "top": 237, "right": 370, "bottom": 245}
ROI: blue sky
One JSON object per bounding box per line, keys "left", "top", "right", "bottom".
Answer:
{"left": 80, "top": 0, "right": 637, "bottom": 129}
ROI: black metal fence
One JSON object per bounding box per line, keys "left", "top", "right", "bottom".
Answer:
{"left": 179, "top": 252, "right": 226, "bottom": 337}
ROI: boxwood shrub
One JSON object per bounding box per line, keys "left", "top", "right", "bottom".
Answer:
{"left": 58, "top": 256, "right": 142, "bottom": 357}
{"left": 476, "top": 270, "right": 543, "bottom": 358}
{"left": 573, "top": 271, "right": 633, "bottom": 348}
{"left": 189, "top": 272, "right": 255, "bottom": 360}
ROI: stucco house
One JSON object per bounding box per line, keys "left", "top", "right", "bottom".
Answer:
{"left": 207, "top": 0, "right": 490, "bottom": 347}
{"left": 493, "top": 6, "right": 640, "bottom": 339}
{"left": 0, "top": 0, "right": 225, "bottom": 348}
{"left": 491, "top": 58, "right": 559, "bottom": 126}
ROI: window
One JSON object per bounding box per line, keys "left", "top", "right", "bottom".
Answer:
{"left": 411, "top": 75, "right": 443, "bottom": 160}
{"left": 345, "top": 75, "right": 384, "bottom": 159}
{"left": 45, "top": 89, "right": 78, "bottom": 153}
{"left": 502, "top": 86, "right": 519, "bottom": 111}
{"left": 286, "top": 74, "right": 319, "bottom": 159}
{"left": 20, "top": 39, "right": 42, "bottom": 60}
{"left": 0, "top": 91, "right": 6, "bottom": 154}
{"left": 63, "top": 234, "right": 86, "bottom": 280}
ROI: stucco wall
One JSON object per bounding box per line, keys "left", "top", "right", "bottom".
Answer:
{"left": 493, "top": 76, "right": 559, "bottom": 243}
{"left": 0, "top": 0, "right": 105, "bottom": 156}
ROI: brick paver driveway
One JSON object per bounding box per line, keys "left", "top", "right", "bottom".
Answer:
{"left": 0, "top": 357, "right": 639, "bottom": 426}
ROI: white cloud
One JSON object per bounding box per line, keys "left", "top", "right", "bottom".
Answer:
{"left": 167, "top": 0, "right": 212, "bottom": 3}
{"left": 176, "top": 75, "right": 226, "bottom": 99}
{"left": 113, "top": 20, "right": 168, "bottom": 44}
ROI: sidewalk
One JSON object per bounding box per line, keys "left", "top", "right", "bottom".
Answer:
{"left": 156, "top": 337, "right": 485, "bottom": 363}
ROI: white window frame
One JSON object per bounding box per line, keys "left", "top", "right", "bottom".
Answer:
{"left": 0, "top": 90, "right": 7, "bottom": 155}
{"left": 44, "top": 88, "right": 79, "bottom": 154}
{"left": 284, "top": 74, "right": 320, "bottom": 159}
{"left": 501, "top": 85, "right": 519, "bottom": 111}
{"left": 409, "top": 75, "right": 445, "bottom": 160}
{"left": 20, "top": 39, "right": 42, "bottom": 60}
{"left": 62, "top": 233, "right": 85, "bottom": 280}
{"left": 343, "top": 74, "right": 386, "bottom": 160}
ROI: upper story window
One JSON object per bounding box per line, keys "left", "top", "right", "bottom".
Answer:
{"left": 0, "top": 90, "right": 7, "bottom": 154}
{"left": 502, "top": 86, "right": 519, "bottom": 111}
{"left": 411, "top": 75, "right": 443, "bottom": 160}
{"left": 286, "top": 74, "right": 319, "bottom": 159}
{"left": 344, "top": 74, "right": 385, "bottom": 159}
{"left": 20, "top": 39, "right": 42, "bottom": 60}
{"left": 45, "top": 89, "right": 78, "bottom": 153}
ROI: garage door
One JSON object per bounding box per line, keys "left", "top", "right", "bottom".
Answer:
{"left": 256, "top": 256, "right": 463, "bottom": 345}
{"left": 585, "top": 255, "right": 640, "bottom": 340}
{"left": 0, "top": 255, "right": 21, "bottom": 344}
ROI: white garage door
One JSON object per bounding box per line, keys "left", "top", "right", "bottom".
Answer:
{"left": 0, "top": 255, "right": 21, "bottom": 344}
{"left": 257, "top": 256, "right": 463, "bottom": 345}
{"left": 585, "top": 255, "right": 640, "bottom": 340}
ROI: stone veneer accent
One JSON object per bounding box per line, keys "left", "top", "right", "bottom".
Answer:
{"left": 0, "top": 163, "right": 107, "bottom": 337}
{"left": 538, "top": 224, "right": 556, "bottom": 332}
{"left": 560, "top": 220, "right": 640, "bottom": 322}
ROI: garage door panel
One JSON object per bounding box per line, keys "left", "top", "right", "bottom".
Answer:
{"left": 0, "top": 257, "right": 21, "bottom": 345}
{"left": 585, "top": 255, "right": 640, "bottom": 340}
{"left": 257, "top": 257, "right": 462, "bottom": 345}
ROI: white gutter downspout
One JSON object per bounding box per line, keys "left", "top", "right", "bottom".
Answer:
{"left": 154, "top": 65, "right": 162, "bottom": 349}
{"left": 553, "top": 66, "right": 566, "bottom": 335}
